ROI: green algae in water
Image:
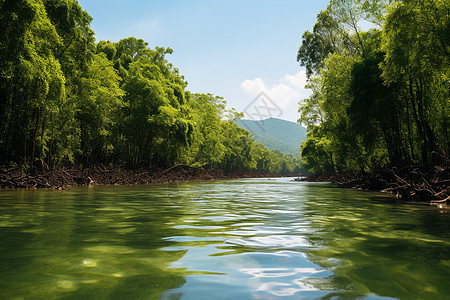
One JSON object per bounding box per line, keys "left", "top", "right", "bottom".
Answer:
{"left": 0, "top": 179, "right": 449, "bottom": 299}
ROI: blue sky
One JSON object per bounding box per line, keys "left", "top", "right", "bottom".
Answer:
{"left": 77, "top": 0, "right": 330, "bottom": 122}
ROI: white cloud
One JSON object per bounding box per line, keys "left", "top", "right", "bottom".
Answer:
{"left": 241, "top": 78, "right": 266, "bottom": 96}
{"left": 241, "top": 71, "right": 309, "bottom": 109}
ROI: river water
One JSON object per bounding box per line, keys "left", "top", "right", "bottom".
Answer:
{"left": 0, "top": 178, "right": 449, "bottom": 299}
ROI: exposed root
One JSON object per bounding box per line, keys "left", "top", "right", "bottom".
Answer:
{"left": 0, "top": 164, "right": 292, "bottom": 190}
{"left": 302, "top": 161, "right": 449, "bottom": 203}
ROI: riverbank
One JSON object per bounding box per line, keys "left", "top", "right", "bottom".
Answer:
{"left": 0, "top": 164, "right": 292, "bottom": 190}
{"left": 300, "top": 163, "right": 449, "bottom": 203}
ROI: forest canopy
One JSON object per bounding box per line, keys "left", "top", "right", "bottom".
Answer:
{"left": 0, "top": 0, "right": 303, "bottom": 175}
{"left": 297, "top": 0, "right": 449, "bottom": 174}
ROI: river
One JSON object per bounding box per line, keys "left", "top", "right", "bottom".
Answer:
{"left": 0, "top": 178, "right": 449, "bottom": 299}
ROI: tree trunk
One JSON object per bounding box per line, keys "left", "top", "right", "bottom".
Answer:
{"left": 31, "top": 110, "right": 41, "bottom": 167}
{"left": 405, "top": 99, "right": 415, "bottom": 161}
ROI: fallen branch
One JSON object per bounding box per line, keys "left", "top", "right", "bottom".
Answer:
{"left": 159, "top": 164, "right": 202, "bottom": 174}
{"left": 430, "top": 196, "right": 450, "bottom": 203}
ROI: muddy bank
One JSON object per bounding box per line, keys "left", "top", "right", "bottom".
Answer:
{"left": 0, "top": 164, "right": 293, "bottom": 190}
{"left": 298, "top": 163, "right": 449, "bottom": 204}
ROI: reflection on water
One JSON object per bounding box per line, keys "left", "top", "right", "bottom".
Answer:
{"left": 0, "top": 178, "right": 449, "bottom": 299}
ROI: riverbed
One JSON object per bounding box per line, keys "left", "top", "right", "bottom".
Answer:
{"left": 0, "top": 178, "right": 449, "bottom": 299}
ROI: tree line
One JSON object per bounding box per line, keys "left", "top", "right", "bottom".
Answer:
{"left": 297, "top": 0, "right": 449, "bottom": 174}
{"left": 0, "top": 0, "right": 303, "bottom": 175}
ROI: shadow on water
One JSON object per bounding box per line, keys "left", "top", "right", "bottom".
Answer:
{"left": 0, "top": 186, "right": 188, "bottom": 299}
{"left": 1, "top": 179, "right": 450, "bottom": 299}
{"left": 299, "top": 183, "right": 450, "bottom": 299}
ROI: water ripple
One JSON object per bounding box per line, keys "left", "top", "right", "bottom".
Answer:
{"left": 226, "top": 235, "right": 310, "bottom": 249}
{"left": 240, "top": 267, "right": 327, "bottom": 278}
{"left": 1, "top": 178, "right": 449, "bottom": 299}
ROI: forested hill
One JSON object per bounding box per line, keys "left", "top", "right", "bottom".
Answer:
{"left": 237, "top": 118, "right": 307, "bottom": 157}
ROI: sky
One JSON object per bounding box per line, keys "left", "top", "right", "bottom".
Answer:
{"left": 77, "top": 0, "right": 330, "bottom": 123}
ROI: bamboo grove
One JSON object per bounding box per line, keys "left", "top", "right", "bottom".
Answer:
{"left": 0, "top": 0, "right": 302, "bottom": 175}
{"left": 297, "top": 0, "right": 449, "bottom": 174}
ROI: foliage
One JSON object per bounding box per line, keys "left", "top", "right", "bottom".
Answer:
{"left": 297, "top": 0, "right": 388, "bottom": 78}
{"left": 0, "top": 0, "right": 65, "bottom": 164}
{"left": 0, "top": 0, "right": 303, "bottom": 175}
{"left": 298, "top": 0, "right": 449, "bottom": 174}
{"left": 382, "top": 0, "right": 450, "bottom": 163}
{"left": 76, "top": 53, "right": 124, "bottom": 164}
{"left": 117, "top": 42, "right": 192, "bottom": 167}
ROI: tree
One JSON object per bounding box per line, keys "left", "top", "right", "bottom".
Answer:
{"left": 382, "top": 0, "right": 450, "bottom": 162}
{"left": 300, "top": 126, "right": 335, "bottom": 174}
{"left": 297, "top": 10, "right": 341, "bottom": 78}
{"left": 76, "top": 53, "right": 124, "bottom": 164}
{"left": 349, "top": 51, "right": 406, "bottom": 165}
{"left": 43, "top": 0, "right": 95, "bottom": 79}
{"left": 297, "top": 0, "right": 388, "bottom": 77}
{"left": 297, "top": 0, "right": 392, "bottom": 174}
{"left": 0, "top": 0, "right": 65, "bottom": 164}
{"left": 298, "top": 0, "right": 449, "bottom": 175}
{"left": 118, "top": 44, "right": 192, "bottom": 168}
{"left": 181, "top": 94, "right": 227, "bottom": 167}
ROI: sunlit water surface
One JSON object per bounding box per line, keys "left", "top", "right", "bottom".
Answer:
{"left": 1, "top": 178, "right": 449, "bottom": 299}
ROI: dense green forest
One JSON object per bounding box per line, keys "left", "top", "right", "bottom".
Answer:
{"left": 237, "top": 118, "right": 307, "bottom": 157}
{"left": 297, "top": 0, "right": 449, "bottom": 174}
{"left": 0, "top": 0, "right": 303, "bottom": 175}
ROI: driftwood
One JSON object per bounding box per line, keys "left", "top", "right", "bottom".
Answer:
{"left": 388, "top": 163, "right": 449, "bottom": 202}
{"left": 1, "top": 163, "right": 277, "bottom": 189}
{"left": 304, "top": 159, "right": 449, "bottom": 203}
{"left": 431, "top": 196, "right": 450, "bottom": 203}
{"left": 159, "top": 163, "right": 205, "bottom": 175}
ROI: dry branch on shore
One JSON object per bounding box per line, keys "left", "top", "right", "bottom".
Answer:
{"left": 300, "top": 160, "right": 449, "bottom": 203}
{"left": 0, "top": 164, "right": 212, "bottom": 189}
{"left": 0, "top": 163, "right": 288, "bottom": 190}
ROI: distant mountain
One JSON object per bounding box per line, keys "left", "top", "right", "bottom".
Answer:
{"left": 237, "top": 118, "right": 307, "bottom": 157}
